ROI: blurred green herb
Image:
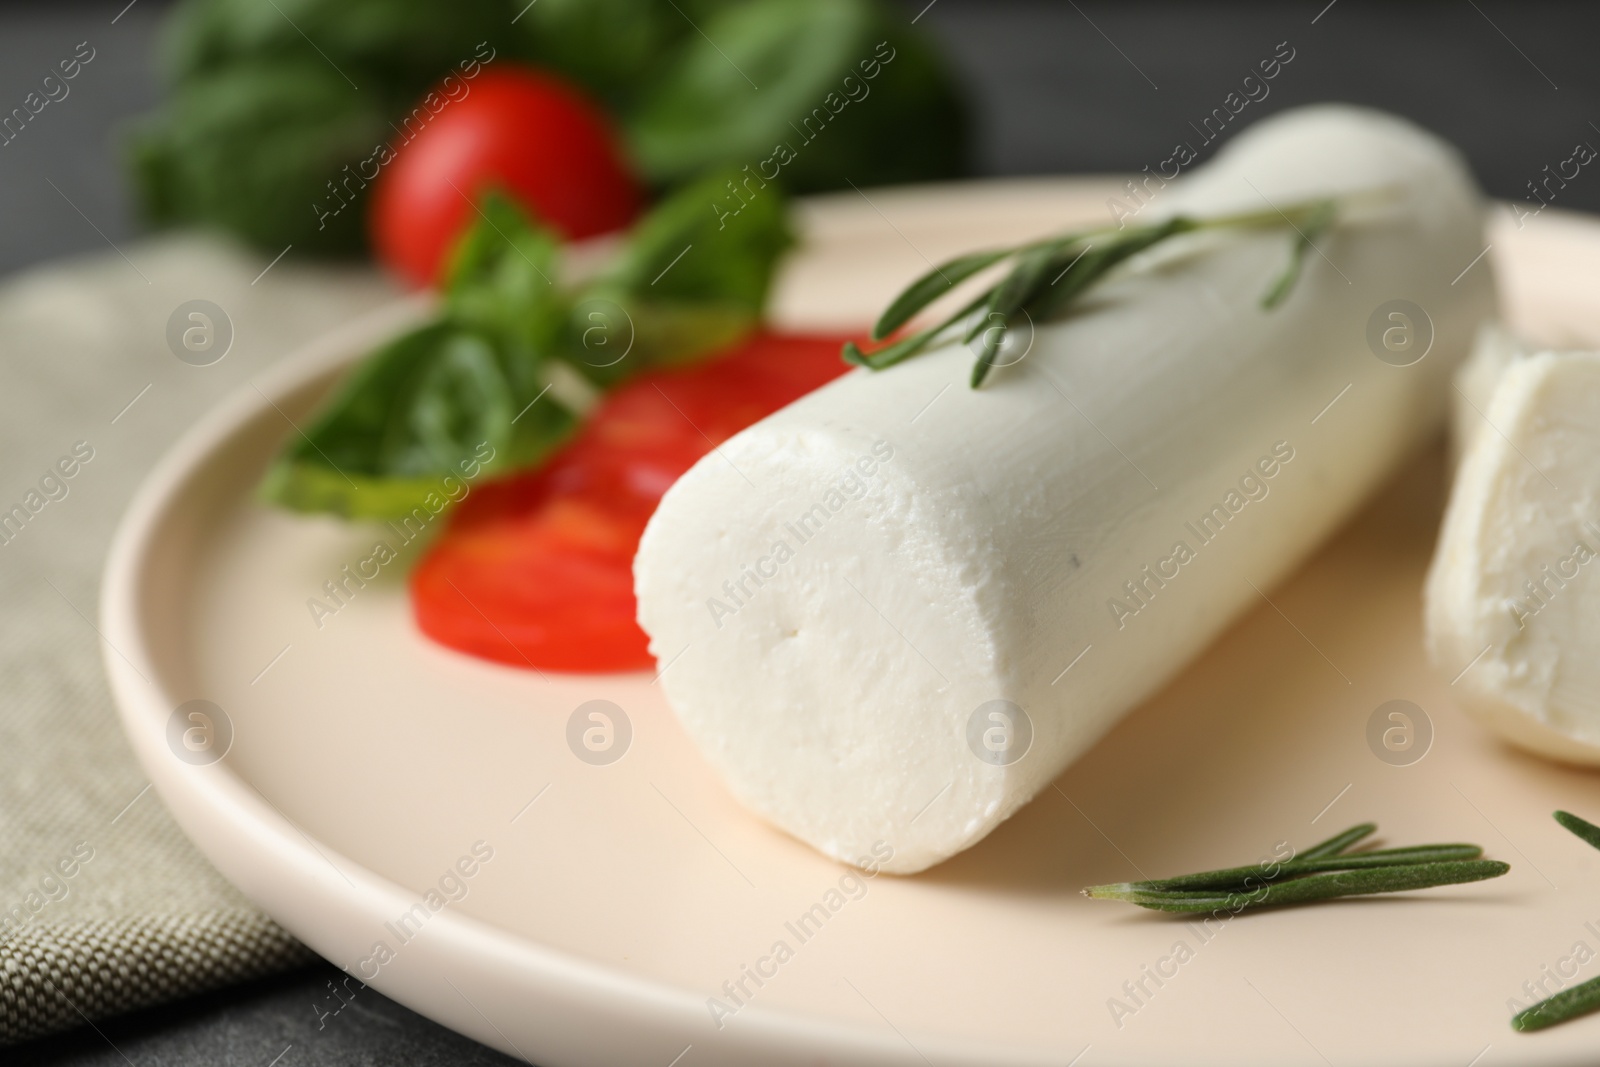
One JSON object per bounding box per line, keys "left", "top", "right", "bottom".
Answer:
{"left": 130, "top": 61, "right": 388, "bottom": 254}
{"left": 1083, "top": 822, "right": 1507, "bottom": 915}
{"left": 260, "top": 170, "right": 792, "bottom": 518}
{"left": 134, "top": 0, "right": 512, "bottom": 254}
{"left": 514, "top": 0, "right": 735, "bottom": 117}
{"left": 627, "top": 0, "right": 966, "bottom": 191}
{"left": 845, "top": 197, "right": 1340, "bottom": 388}
{"left": 131, "top": 0, "right": 966, "bottom": 255}
{"left": 1509, "top": 811, "right": 1600, "bottom": 1033}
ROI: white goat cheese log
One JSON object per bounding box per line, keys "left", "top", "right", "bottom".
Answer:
{"left": 1426, "top": 349, "right": 1600, "bottom": 763}
{"left": 635, "top": 105, "right": 1495, "bottom": 873}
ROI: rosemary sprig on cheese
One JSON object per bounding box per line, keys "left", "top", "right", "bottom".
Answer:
{"left": 844, "top": 197, "right": 1339, "bottom": 388}
{"left": 1083, "top": 822, "right": 1507, "bottom": 915}
{"left": 1511, "top": 811, "right": 1600, "bottom": 1032}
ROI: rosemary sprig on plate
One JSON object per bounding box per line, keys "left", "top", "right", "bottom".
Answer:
{"left": 1083, "top": 822, "right": 1508, "bottom": 915}
{"left": 843, "top": 197, "right": 1339, "bottom": 388}
{"left": 1553, "top": 808, "right": 1600, "bottom": 853}
{"left": 1511, "top": 811, "right": 1600, "bottom": 1032}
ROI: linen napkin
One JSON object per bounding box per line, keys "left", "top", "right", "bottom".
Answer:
{"left": 0, "top": 234, "right": 394, "bottom": 1044}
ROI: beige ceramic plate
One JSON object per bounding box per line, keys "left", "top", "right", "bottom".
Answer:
{"left": 102, "top": 180, "right": 1600, "bottom": 1066}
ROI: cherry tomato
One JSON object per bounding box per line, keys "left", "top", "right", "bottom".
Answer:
{"left": 410, "top": 332, "right": 857, "bottom": 673}
{"left": 370, "top": 67, "right": 641, "bottom": 288}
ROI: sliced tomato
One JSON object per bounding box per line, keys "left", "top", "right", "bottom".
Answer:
{"left": 410, "top": 331, "right": 856, "bottom": 672}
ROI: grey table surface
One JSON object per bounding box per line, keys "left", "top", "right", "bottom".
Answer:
{"left": 5, "top": 0, "right": 1599, "bottom": 1063}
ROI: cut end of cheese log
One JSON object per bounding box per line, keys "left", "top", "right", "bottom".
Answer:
{"left": 1426, "top": 349, "right": 1600, "bottom": 764}
{"left": 637, "top": 104, "right": 1496, "bottom": 874}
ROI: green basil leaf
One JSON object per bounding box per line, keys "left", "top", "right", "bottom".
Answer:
{"left": 561, "top": 293, "right": 755, "bottom": 385}
{"left": 259, "top": 169, "right": 795, "bottom": 518}
{"left": 511, "top": 0, "right": 734, "bottom": 115}
{"left": 140, "top": 0, "right": 517, "bottom": 255}
{"left": 162, "top": 0, "right": 511, "bottom": 107}
{"left": 129, "top": 61, "right": 386, "bottom": 255}
{"left": 598, "top": 167, "right": 793, "bottom": 314}
{"left": 625, "top": 0, "right": 967, "bottom": 193}
{"left": 443, "top": 190, "right": 559, "bottom": 293}
{"left": 260, "top": 321, "right": 575, "bottom": 519}
{"left": 442, "top": 190, "right": 567, "bottom": 357}
{"left": 552, "top": 167, "right": 792, "bottom": 380}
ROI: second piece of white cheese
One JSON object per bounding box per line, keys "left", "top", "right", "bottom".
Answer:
{"left": 1426, "top": 349, "right": 1600, "bottom": 763}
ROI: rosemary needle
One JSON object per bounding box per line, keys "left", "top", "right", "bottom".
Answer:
{"left": 1514, "top": 975, "right": 1600, "bottom": 1033}
{"left": 1083, "top": 822, "right": 1507, "bottom": 915}
{"left": 1508, "top": 810, "right": 1600, "bottom": 1032}
{"left": 1089, "top": 861, "right": 1509, "bottom": 914}
{"left": 1554, "top": 809, "right": 1600, "bottom": 853}
{"left": 1298, "top": 821, "right": 1377, "bottom": 860}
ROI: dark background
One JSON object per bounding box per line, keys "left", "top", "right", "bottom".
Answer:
{"left": 8, "top": 0, "right": 1597, "bottom": 1062}
{"left": 4, "top": 0, "right": 1599, "bottom": 279}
